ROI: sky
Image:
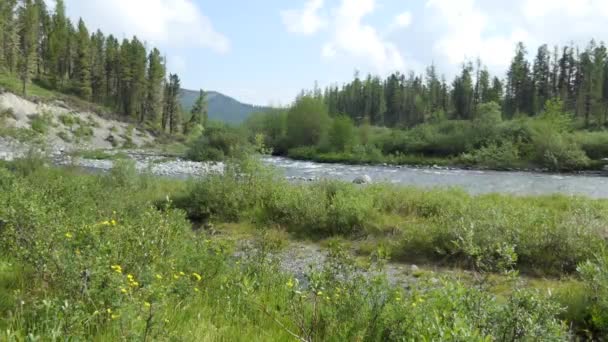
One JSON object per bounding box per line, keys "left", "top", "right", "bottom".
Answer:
{"left": 47, "top": 0, "right": 608, "bottom": 106}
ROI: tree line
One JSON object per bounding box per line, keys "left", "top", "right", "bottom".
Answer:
{"left": 0, "top": 0, "right": 208, "bottom": 135}
{"left": 311, "top": 40, "right": 608, "bottom": 129}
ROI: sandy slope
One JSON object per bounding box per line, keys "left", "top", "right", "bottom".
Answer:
{"left": 0, "top": 91, "right": 154, "bottom": 151}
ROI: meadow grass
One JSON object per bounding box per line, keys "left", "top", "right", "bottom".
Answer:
{"left": 0, "top": 157, "right": 605, "bottom": 339}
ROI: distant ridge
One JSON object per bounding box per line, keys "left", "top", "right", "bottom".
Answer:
{"left": 179, "top": 89, "right": 272, "bottom": 124}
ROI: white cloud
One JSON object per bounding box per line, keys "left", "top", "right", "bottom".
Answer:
{"left": 328, "top": 0, "right": 404, "bottom": 72}
{"left": 426, "top": 0, "right": 529, "bottom": 69}
{"left": 284, "top": 0, "right": 405, "bottom": 73}
{"left": 523, "top": 0, "right": 608, "bottom": 19}
{"left": 281, "top": 0, "right": 327, "bottom": 35}
{"left": 394, "top": 11, "right": 412, "bottom": 28}
{"left": 60, "top": 0, "right": 229, "bottom": 53}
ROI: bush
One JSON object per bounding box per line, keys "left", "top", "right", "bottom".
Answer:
{"left": 0, "top": 159, "right": 583, "bottom": 340}
{"left": 286, "top": 95, "right": 330, "bottom": 148}
{"left": 29, "top": 112, "right": 54, "bottom": 135}
{"left": 578, "top": 249, "right": 608, "bottom": 337}
{"left": 574, "top": 131, "right": 608, "bottom": 160}
{"left": 327, "top": 116, "right": 357, "bottom": 152}
{"left": 460, "top": 141, "right": 521, "bottom": 169}
{"left": 531, "top": 125, "right": 590, "bottom": 171}
{"left": 186, "top": 125, "right": 250, "bottom": 162}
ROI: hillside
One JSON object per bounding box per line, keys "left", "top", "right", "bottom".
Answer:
{"left": 179, "top": 89, "right": 271, "bottom": 124}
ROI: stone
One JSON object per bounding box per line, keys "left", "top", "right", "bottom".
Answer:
{"left": 353, "top": 174, "right": 372, "bottom": 184}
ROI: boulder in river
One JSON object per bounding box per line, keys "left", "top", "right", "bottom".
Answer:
{"left": 353, "top": 175, "right": 372, "bottom": 184}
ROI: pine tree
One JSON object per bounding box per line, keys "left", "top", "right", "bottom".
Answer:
{"left": 73, "top": 18, "right": 91, "bottom": 99}
{"left": 48, "top": 0, "right": 68, "bottom": 87}
{"left": 144, "top": 48, "right": 165, "bottom": 125}
{"left": 17, "top": 0, "right": 39, "bottom": 96}
{"left": 0, "top": 0, "right": 19, "bottom": 73}
{"left": 104, "top": 35, "right": 119, "bottom": 106}
{"left": 452, "top": 62, "right": 474, "bottom": 120}
{"left": 533, "top": 44, "right": 552, "bottom": 115}
{"left": 487, "top": 77, "right": 503, "bottom": 105}
{"left": 478, "top": 68, "right": 491, "bottom": 103}
{"left": 90, "top": 30, "right": 106, "bottom": 103}
{"left": 185, "top": 89, "right": 207, "bottom": 134}
{"left": 33, "top": 0, "right": 49, "bottom": 77}
{"left": 505, "top": 42, "right": 533, "bottom": 117}
{"left": 162, "top": 73, "right": 181, "bottom": 134}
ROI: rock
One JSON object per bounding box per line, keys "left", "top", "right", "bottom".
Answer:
{"left": 353, "top": 175, "right": 372, "bottom": 184}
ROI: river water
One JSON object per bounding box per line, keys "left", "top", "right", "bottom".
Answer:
{"left": 263, "top": 156, "right": 608, "bottom": 198}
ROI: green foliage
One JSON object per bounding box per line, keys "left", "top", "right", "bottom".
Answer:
{"left": 186, "top": 125, "right": 250, "bottom": 162}
{"left": 461, "top": 142, "right": 521, "bottom": 169}
{"left": 175, "top": 159, "right": 607, "bottom": 276}
{"left": 0, "top": 159, "right": 595, "bottom": 340}
{"left": 286, "top": 95, "right": 330, "bottom": 148}
{"left": 578, "top": 249, "right": 608, "bottom": 337}
{"left": 530, "top": 123, "right": 590, "bottom": 171}
{"left": 29, "top": 111, "right": 54, "bottom": 134}
{"left": 327, "top": 115, "right": 357, "bottom": 152}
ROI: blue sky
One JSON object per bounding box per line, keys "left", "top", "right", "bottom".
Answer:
{"left": 52, "top": 0, "right": 608, "bottom": 106}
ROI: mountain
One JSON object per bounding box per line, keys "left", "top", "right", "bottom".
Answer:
{"left": 179, "top": 89, "right": 271, "bottom": 124}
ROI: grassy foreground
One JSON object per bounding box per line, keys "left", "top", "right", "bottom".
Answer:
{"left": 0, "top": 156, "right": 607, "bottom": 340}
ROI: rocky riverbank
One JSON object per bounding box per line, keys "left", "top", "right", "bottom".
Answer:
{"left": 0, "top": 136, "right": 224, "bottom": 178}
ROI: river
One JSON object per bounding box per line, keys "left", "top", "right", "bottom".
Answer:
{"left": 263, "top": 156, "right": 608, "bottom": 198}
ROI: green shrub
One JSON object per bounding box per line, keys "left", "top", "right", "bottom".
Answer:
{"left": 574, "top": 131, "right": 608, "bottom": 160}
{"left": 73, "top": 124, "right": 94, "bottom": 141}
{"left": 186, "top": 125, "right": 250, "bottom": 162}
{"left": 29, "top": 112, "right": 54, "bottom": 135}
{"left": 578, "top": 249, "right": 608, "bottom": 337}
{"left": 58, "top": 113, "right": 77, "bottom": 127}
{"left": 460, "top": 141, "right": 521, "bottom": 169}
{"left": 531, "top": 126, "right": 590, "bottom": 171}
{"left": 0, "top": 159, "right": 581, "bottom": 340}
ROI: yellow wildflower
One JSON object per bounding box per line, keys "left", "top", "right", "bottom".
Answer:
{"left": 317, "top": 291, "right": 323, "bottom": 296}
{"left": 144, "top": 302, "right": 151, "bottom": 308}
{"left": 179, "top": 271, "right": 185, "bottom": 276}
{"left": 107, "top": 308, "right": 112, "bottom": 314}
{"left": 130, "top": 281, "right": 139, "bottom": 288}
{"left": 155, "top": 274, "right": 163, "bottom": 280}
{"left": 101, "top": 220, "right": 110, "bottom": 226}
{"left": 110, "top": 219, "right": 117, "bottom": 226}
{"left": 120, "top": 288, "right": 128, "bottom": 294}
{"left": 111, "top": 265, "right": 122, "bottom": 274}
{"left": 65, "top": 232, "right": 73, "bottom": 239}
{"left": 286, "top": 278, "right": 294, "bottom": 288}
{"left": 192, "top": 273, "right": 202, "bottom": 282}
{"left": 194, "top": 287, "right": 200, "bottom": 292}
{"left": 173, "top": 274, "right": 180, "bottom": 280}
{"left": 111, "top": 314, "right": 120, "bottom": 320}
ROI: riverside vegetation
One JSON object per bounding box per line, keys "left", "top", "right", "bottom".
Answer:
{"left": 240, "top": 40, "right": 608, "bottom": 172}
{"left": 0, "top": 155, "right": 607, "bottom": 340}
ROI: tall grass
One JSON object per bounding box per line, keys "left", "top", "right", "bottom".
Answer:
{"left": 176, "top": 158, "right": 608, "bottom": 276}
{"left": 0, "top": 157, "right": 577, "bottom": 340}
